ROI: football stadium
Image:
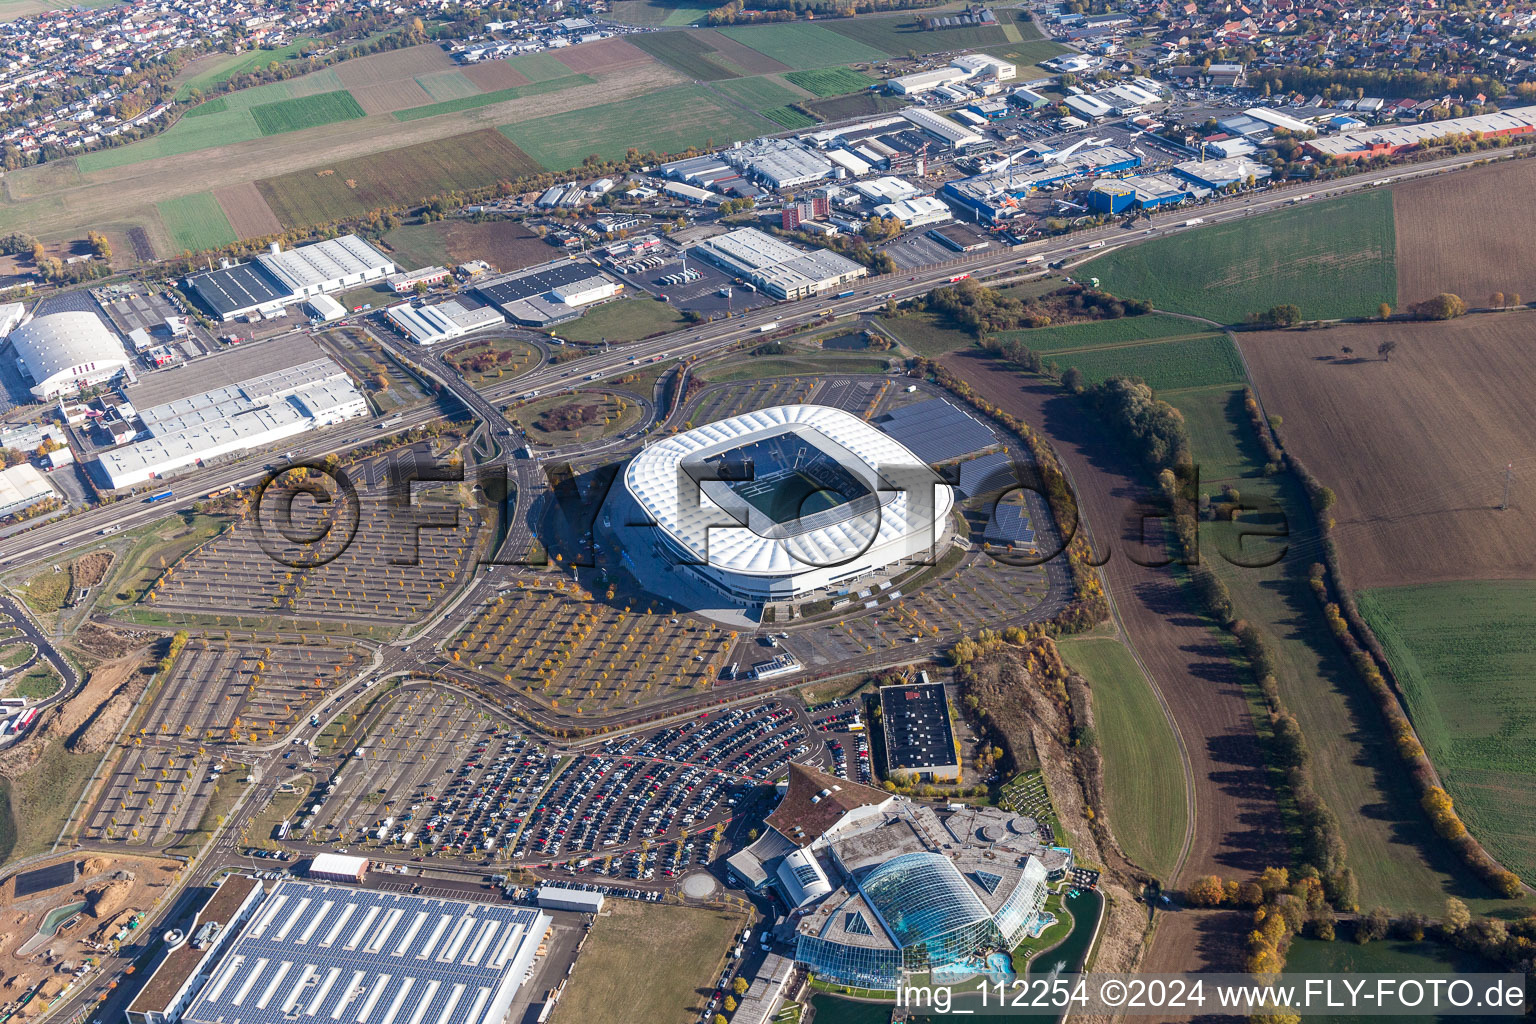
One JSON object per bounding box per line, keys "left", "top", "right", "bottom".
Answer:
{"left": 622, "top": 405, "right": 953, "bottom": 605}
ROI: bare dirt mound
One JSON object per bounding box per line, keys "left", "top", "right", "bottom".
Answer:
{"left": 1393, "top": 159, "right": 1536, "bottom": 309}
{"left": 70, "top": 550, "right": 113, "bottom": 590}
{"left": 1237, "top": 313, "right": 1536, "bottom": 589}
{"left": 64, "top": 654, "right": 154, "bottom": 755}
{"left": 86, "top": 878, "right": 131, "bottom": 918}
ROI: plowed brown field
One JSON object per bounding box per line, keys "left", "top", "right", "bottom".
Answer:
{"left": 461, "top": 61, "right": 531, "bottom": 90}
{"left": 689, "top": 29, "right": 792, "bottom": 73}
{"left": 349, "top": 78, "right": 435, "bottom": 115}
{"left": 555, "top": 37, "right": 657, "bottom": 73}
{"left": 940, "top": 350, "right": 1285, "bottom": 972}
{"left": 1393, "top": 159, "right": 1536, "bottom": 309}
{"left": 333, "top": 43, "right": 455, "bottom": 87}
{"left": 213, "top": 181, "right": 282, "bottom": 238}
{"left": 1237, "top": 313, "right": 1536, "bottom": 589}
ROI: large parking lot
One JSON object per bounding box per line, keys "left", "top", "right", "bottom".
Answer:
{"left": 84, "top": 744, "right": 246, "bottom": 847}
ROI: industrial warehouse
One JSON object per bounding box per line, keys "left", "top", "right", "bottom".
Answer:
{"left": 727, "top": 764, "right": 1067, "bottom": 989}
{"left": 691, "top": 229, "right": 867, "bottom": 300}
{"left": 944, "top": 145, "right": 1142, "bottom": 222}
{"left": 184, "top": 235, "right": 396, "bottom": 322}
{"left": 127, "top": 876, "right": 552, "bottom": 1024}
{"left": 879, "top": 674, "right": 961, "bottom": 783}
{"left": 620, "top": 404, "right": 951, "bottom": 606}
{"left": 470, "top": 260, "right": 622, "bottom": 327}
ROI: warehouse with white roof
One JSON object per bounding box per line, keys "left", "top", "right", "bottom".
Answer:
{"left": 9, "top": 310, "right": 130, "bottom": 400}
{"left": 168, "top": 879, "right": 550, "bottom": 1024}
{"left": 691, "top": 228, "right": 866, "bottom": 300}
{"left": 185, "top": 235, "right": 396, "bottom": 322}
{"left": 621, "top": 404, "right": 952, "bottom": 605}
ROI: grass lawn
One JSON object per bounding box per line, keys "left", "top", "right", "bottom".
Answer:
{"left": 1, "top": 738, "right": 100, "bottom": 867}
{"left": 1081, "top": 191, "right": 1398, "bottom": 324}
{"left": 0, "top": 641, "right": 34, "bottom": 670}
{"left": 784, "top": 66, "right": 879, "bottom": 96}
{"left": 393, "top": 74, "right": 595, "bottom": 121}
{"left": 1059, "top": 637, "right": 1186, "bottom": 881}
{"left": 553, "top": 296, "right": 686, "bottom": 343}
{"left": 11, "top": 663, "right": 62, "bottom": 700}
{"left": 549, "top": 899, "right": 745, "bottom": 1024}
{"left": 1285, "top": 936, "right": 1498, "bottom": 1019}
{"left": 337, "top": 282, "right": 397, "bottom": 312}
{"left": 719, "top": 23, "right": 886, "bottom": 69}
{"left": 22, "top": 568, "right": 71, "bottom": 613}
{"left": 1358, "top": 581, "right": 1536, "bottom": 885}
{"left": 157, "top": 192, "right": 239, "bottom": 254}
{"left": 1168, "top": 381, "right": 1491, "bottom": 913}
{"left": 1046, "top": 333, "right": 1246, "bottom": 392}
{"left": 510, "top": 392, "right": 643, "bottom": 447}
{"left": 990, "top": 313, "right": 1209, "bottom": 354}
{"left": 501, "top": 84, "right": 764, "bottom": 170}
{"left": 244, "top": 777, "right": 314, "bottom": 846}
{"left": 381, "top": 222, "right": 449, "bottom": 267}
{"left": 877, "top": 310, "right": 976, "bottom": 357}
{"left": 697, "top": 352, "right": 894, "bottom": 382}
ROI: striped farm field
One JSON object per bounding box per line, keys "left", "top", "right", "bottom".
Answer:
{"left": 249, "top": 89, "right": 366, "bottom": 135}
{"left": 718, "top": 23, "right": 885, "bottom": 69}
{"left": 712, "top": 74, "right": 806, "bottom": 112}
{"left": 762, "top": 106, "right": 816, "bottom": 129}
{"left": 394, "top": 74, "right": 596, "bottom": 121}
{"left": 157, "top": 192, "right": 238, "bottom": 254}
{"left": 783, "top": 67, "right": 878, "bottom": 97}
{"left": 256, "top": 129, "right": 543, "bottom": 228}
{"left": 501, "top": 84, "right": 764, "bottom": 169}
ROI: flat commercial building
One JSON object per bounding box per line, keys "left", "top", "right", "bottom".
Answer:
{"left": 691, "top": 228, "right": 866, "bottom": 300}
{"left": 473, "top": 261, "right": 621, "bottom": 326}
{"left": 308, "top": 853, "right": 370, "bottom": 883}
{"left": 178, "top": 880, "right": 550, "bottom": 1024}
{"left": 97, "top": 358, "right": 367, "bottom": 489}
{"left": 1170, "top": 155, "right": 1273, "bottom": 190}
{"left": 879, "top": 676, "right": 960, "bottom": 782}
{"left": 888, "top": 54, "right": 1014, "bottom": 95}
{"left": 0, "top": 463, "right": 58, "bottom": 518}
{"left": 185, "top": 236, "right": 395, "bottom": 321}
{"left": 724, "top": 140, "right": 835, "bottom": 189}
{"left": 901, "top": 108, "right": 988, "bottom": 151}
{"left": 387, "top": 300, "right": 506, "bottom": 345}
{"left": 873, "top": 196, "right": 951, "bottom": 228}
{"left": 534, "top": 886, "right": 604, "bottom": 913}
{"left": 9, "top": 310, "right": 130, "bottom": 400}
{"left": 125, "top": 875, "right": 266, "bottom": 1024}
{"left": 1305, "top": 104, "right": 1536, "bottom": 159}
{"left": 944, "top": 145, "right": 1141, "bottom": 222}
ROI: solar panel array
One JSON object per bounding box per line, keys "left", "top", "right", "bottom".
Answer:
{"left": 875, "top": 399, "right": 995, "bottom": 465}
{"left": 983, "top": 504, "right": 1035, "bottom": 548}
{"left": 954, "top": 452, "right": 1016, "bottom": 500}
{"left": 183, "top": 881, "right": 547, "bottom": 1024}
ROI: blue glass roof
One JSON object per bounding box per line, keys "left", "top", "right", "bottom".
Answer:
{"left": 860, "top": 852, "right": 990, "bottom": 949}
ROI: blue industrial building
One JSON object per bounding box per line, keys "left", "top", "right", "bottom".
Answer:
{"left": 943, "top": 146, "right": 1141, "bottom": 222}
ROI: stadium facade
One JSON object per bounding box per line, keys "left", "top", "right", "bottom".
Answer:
{"left": 622, "top": 405, "right": 953, "bottom": 605}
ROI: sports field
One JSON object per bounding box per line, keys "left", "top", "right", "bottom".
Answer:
{"left": 157, "top": 192, "right": 238, "bottom": 253}
{"left": 1358, "top": 581, "right": 1536, "bottom": 884}
{"left": 719, "top": 23, "right": 886, "bottom": 69}
{"left": 501, "top": 84, "right": 764, "bottom": 169}
{"left": 1081, "top": 191, "right": 1398, "bottom": 323}
{"left": 393, "top": 73, "right": 595, "bottom": 121}
{"left": 256, "top": 129, "right": 543, "bottom": 228}
{"left": 784, "top": 67, "right": 879, "bottom": 97}
{"left": 1048, "top": 333, "right": 1246, "bottom": 392}
{"left": 1058, "top": 636, "right": 1186, "bottom": 881}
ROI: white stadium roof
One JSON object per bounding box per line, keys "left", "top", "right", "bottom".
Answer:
{"left": 9, "top": 311, "right": 129, "bottom": 394}
{"left": 624, "top": 405, "right": 952, "bottom": 578}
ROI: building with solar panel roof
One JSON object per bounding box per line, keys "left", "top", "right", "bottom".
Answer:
{"left": 132, "top": 877, "right": 551, "bottom": 1024}
{"left": 622, "top": 405, "right": 953, "bottom": 605}
{"left": 727, "top": 764, "right": 1067, "bottom": 990}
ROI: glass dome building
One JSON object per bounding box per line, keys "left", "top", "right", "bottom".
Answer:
{"left": 796, "top": 851, "right": 1049, "bottom": 987}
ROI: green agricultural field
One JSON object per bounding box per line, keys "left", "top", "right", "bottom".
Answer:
{"left": 763, "top": 106, "right": 817, "bottom": 129}
{"left": 712, "top": 74, "right": 806, "bottom": 112}
{"left": 257, "top": 129, "right": 543, "bottom": 228}
{"left": 824, "top": 15, "right": 1012, "bottom": 54}
{"left": 413, "top": 69, "right": 483, "bottom": 101}
{"left": 381, "top": 222, "right": 451, "bottom": 268}
{"left": 720, "top": 23, "right": 886, "bottom": 69}
{"left": 505, "top": 51, "right": 579, "bottom": 82}
{"left": 249, "top": 89, "right": 366, "bottom": 134}
{"left": 628, "top": 32, "right": 741, "bottom": 80}
{"left": 979, "top": 39, "right": 1072, "bottom": 71}
{"left": 1169, "top": 386, "right": 1268, "bottom": 484}
{"left": 393, "top": 74, "right": 595, "bottom": 121}
{"left": 157, "top": 192, "right": 238, "bottom": 254}
{"left": 183, "top": 97, "right": 229, "bottom": 117}
{"left": 1358, "top": 581, "right": 1536, "bottom": 884}
{"left": 784, "top": 66, "right": 879, "bottom": 97}
{"left": 1049, "top": 333, "right": 1245, "bottom": 391}
{"left": 501, "top": 84, "right": 763, "bottom": 170}
{"left": 1059, "top": 637, "right": 1186, "bottom": 880}
{"left": 991, "top": 312, "right": 1209, "bottom": 354}
{"left": 608, "top": 0, "right": 716, "bottom": 24}
{"left": 174, "top": 37, "right": 325, "bottom": 99}
{"left": 1081, "top": 191, "right": 1398, "bottom": 323}
{"left": 805, "top": 90, "right": 908, "bottom": 120}
{"left": 553, "top": 296, "right": 686, "bottom": 343}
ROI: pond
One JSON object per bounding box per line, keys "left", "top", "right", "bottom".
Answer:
{"left": 810, "top": 888, "right": 1105, "bottom": 1024}
{"left": 17, "top": 900, "right": 88, "bottom": 956}
{"left": 820, "top": 333, "right": 869, "bottom": 351}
